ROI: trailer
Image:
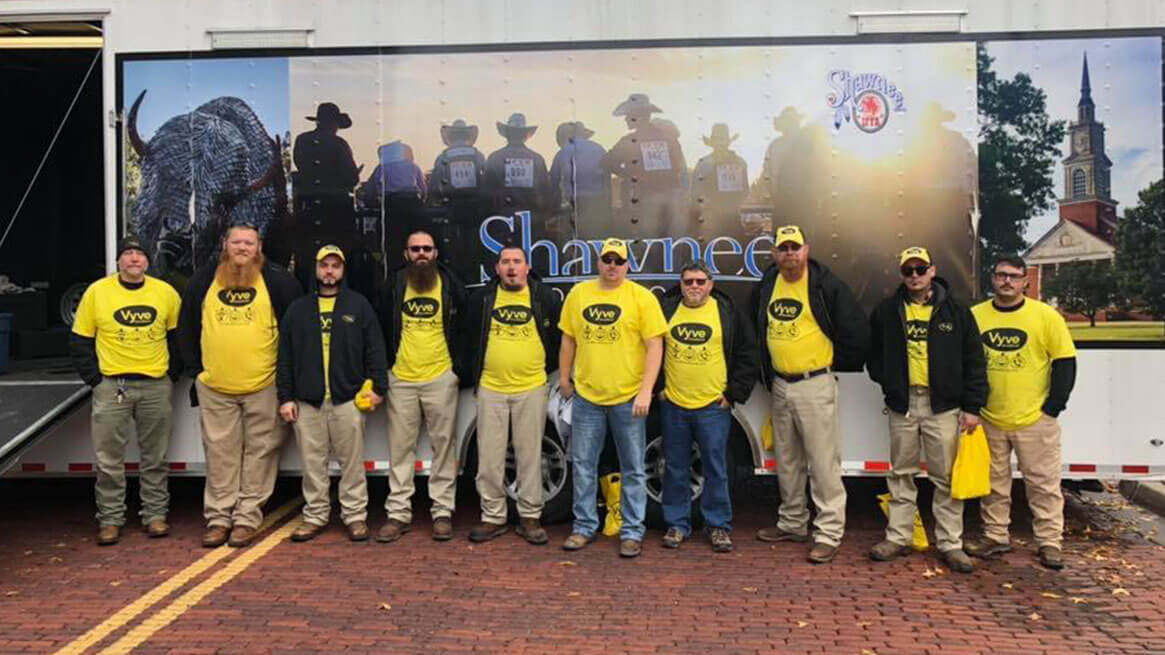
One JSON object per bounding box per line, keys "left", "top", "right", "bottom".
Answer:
{"left": 1, "top": 1, "right": 1163, "bottom": 523}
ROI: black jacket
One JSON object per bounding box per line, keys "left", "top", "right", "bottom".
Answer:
{"left": 376, "top": 261, "right": 467, "bottom": 379}
{"left": 461, "top": 272, "right": 561, "bottom": 388}
{"left": 658, "top": 286, "right": 759, "bottom": 405}
{"left": 749, "top": 259, "right": 870, "bottom": 388}
{"left": 866, "top": 277, "right": 987, "bottom": 415}
{"left": 276, "top": 288, "right": 387, "bottom": 406}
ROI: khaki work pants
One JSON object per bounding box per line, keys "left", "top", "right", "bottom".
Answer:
{"left": 384, "top": 369, "right": 460, "bottom": 523}
{"left": 475, "top": 384, "right": 548, "bottom": 523}
{"left": 90, "top": 376, "right": 173, "bottom": 527}
{"left": 770, "top": 373, "right": 846, "bottom": 547}
{"left": 981, "top": 415, "right": 1064, "bottom": 549}
{"left": 294, "top": 399, "right": 368, "bottom": 526}
{"left": 196, "top": 380, "right": 285, "bottom": 529}
{"left": 886, "top": 388, "right": 962, "bottom": 552}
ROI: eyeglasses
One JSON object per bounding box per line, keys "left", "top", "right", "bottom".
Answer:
{"left": 993, "top": 271, "right": 1025, "bottom": 281}
{"left": 682, "top": 278, "right": 709, "bottom": 287}
{"left": 776, "top": 243, "right": 802, "bottom": 253}
{"left": 600, "top": 255, "right": 627, "bottom": 266}
{"left": 900, "top": 265, "right": 930, "bottom": 277}
{"left": 408, "top": 245, "right": 435, "bottom": 253}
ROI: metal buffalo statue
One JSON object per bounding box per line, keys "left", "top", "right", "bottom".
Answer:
{"left": 127, "top": 90, "right": 286, "bottom": 274}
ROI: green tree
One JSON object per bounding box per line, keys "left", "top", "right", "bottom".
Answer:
{"left": 977, "top": 44, "right": 1066, "bottom": 294}
{"left": 1043, "top": 259, "right": 1117, "bottom": 327}
{"left": 1115, "top": 178, "right": 1165, "bottom": 324}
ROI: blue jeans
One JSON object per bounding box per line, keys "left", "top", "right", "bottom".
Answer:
{"left": 661, "top": 400, "right": 732, "bottom": 534}
{"left": 570, "top": 394, "right": 647, "bottom": 541}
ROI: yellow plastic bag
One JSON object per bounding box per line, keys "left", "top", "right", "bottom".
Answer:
{"left": 354, "top": 379, "right": 375, "bottom": 412}
{"left": 876, "top": 492, "right": 929, "bottom": 551}
{"left": 600, "top": 473, "right": 622, "bottom": 536}
{"left": 762, "top": 419, "right": 774, "bottom": 451}
{"left": 951, "top": 425, "right": 991, "bottom": 500}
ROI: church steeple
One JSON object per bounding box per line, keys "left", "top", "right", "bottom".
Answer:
{"left": 1078, "top": 53, "right": 1095, "bottom": 122}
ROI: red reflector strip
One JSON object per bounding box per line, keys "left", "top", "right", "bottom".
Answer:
{"left": 126, "top": 462, "right": 140, "bottom": 471}
{"left": 864, "top": 461, "right": 891, "bottom": 472}
{"left": 169, "top": 462, "right": 187, "bottom": 471}
{"left": 364, "top": 460, "right": 375, "bottom": 471}
{"left": 21, "top": 463, "right": 45, "bottom": 472}
{"left": 1068, "top": 464, "right": 1096, "bottom": 473}
{"left": 414, "top": 460, "right": 423, "bottom": 471}
{"left": 763, "top": 458, "right": 776, "bottom": 469}
{"left": 69, "top": 463, "right": 93, "bottom": 472}
{"left": 1122, "top": 465, "right": 1150, "bottom": 474}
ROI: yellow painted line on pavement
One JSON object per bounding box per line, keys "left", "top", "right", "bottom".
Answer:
{"left": 54, "top": 498, "right": 302, "bottom": 655}
{"left": 97, "top": 518, "right": 299, "bottom": 655}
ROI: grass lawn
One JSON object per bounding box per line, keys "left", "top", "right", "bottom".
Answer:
{"left": 1067, "top": 321, "right": 1165, "bottom": 341}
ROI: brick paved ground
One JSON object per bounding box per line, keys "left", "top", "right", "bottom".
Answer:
{"left": 1, "top": 476, "right": 1163, "bottom": 654}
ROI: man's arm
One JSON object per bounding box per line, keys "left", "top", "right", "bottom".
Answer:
{"left": 1042, "top": 357, "right": 1077, "bottom": 418}
{"left": 558, "top": 334, "right": 576, "bottom": 399}
{"left": 69, "top": 333, "right": 101, "bottom": 387}
{"left": 633, "top": 336, "right": 663, "bottom": 417}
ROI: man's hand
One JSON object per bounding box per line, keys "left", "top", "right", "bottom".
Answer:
{"left": 279, "top": 401, "right": 299, "bottom": 423}
{"left": 632, "top": 389, "right": 652, "bottom": 418}
{"left": 960, "top": 412, "right": 980, "bottom": 434}
{"left": 718, "top": 395, "right": 731, "bottom": 409}
{"left": 559, "top": 378, "right": 574, "bottom": 400}
{"left": 366, "top": 391, "right": 384, "bottom": 409}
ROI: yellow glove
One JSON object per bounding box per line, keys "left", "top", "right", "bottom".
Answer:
{"left": 354, "top": 379, "right": 375, "bottom": 412}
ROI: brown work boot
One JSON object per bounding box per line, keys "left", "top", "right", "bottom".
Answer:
{"left": 346, "top": 521, "right": 369, "bottom": 542}
{"left": 940, "top": 548, "right": 975, "bottom": 573}
{"left": 468, "top": 521, "right": 509, "bottom": 543}
{"left": 97, "top": 525, "right": 120, "bottom": 546}
{"left": 201, "top": 525, "right": 230, "bottom": 548}
{"left": 515, "top": 518, "right": 548, "bottom": 545}
{"left": 290, "top": 521, "right": 325, "bottom": 542}
{"left": 376, "top": 519, "right": 411, "bottom": 543}
{"left": 964, "top": 535, "right": 1013, "bottom": 558}
{"left": 228, "top": 525, "right": 257, "bottom": 548}
{"left": 869, "top": 540, "right": 910, "bottom": 562}
{"left": 662, "top": 527, "right": 685, "bottom": 549}
{"left": 619, "top": 539, "right": 642, "bottom": 558}
{"left": 561, "top": 533, "right": 595, "bottom": 551}
{"left": 143, "top": 519, "right": 169, "bottom": 538}
{"left": 807, "top": 541, "right": 839, "bottom": 564}
{"left": 756, "top": 526, "right": 809, "bottom": 543}
{"left": 707, "top": 528, "right": 734, "bottom": 553}
{"left": 432, "top": 517, "right": 454, "bottom": 541}
{"left": 1038, "top": 546, "right": 1065, "bottom": 570}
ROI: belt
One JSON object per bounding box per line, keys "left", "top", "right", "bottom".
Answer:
{"left": 774, "top": 367, "right": 831, "bottom": 383}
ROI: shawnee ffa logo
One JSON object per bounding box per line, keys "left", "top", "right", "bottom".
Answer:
{"left": 581, "top": 303, "right": 621, "bottom": 344}
{"left": 827, "top": 70, "right": 907, "bottom": 134}
{"left": 982, "top": 328, "right": 1028, "bottom": 370}
{"left": 905, "top": 320, "right": 928, "bottom": 341}
{"left": 217, "top": 287, "right": 256, "bottom": 306}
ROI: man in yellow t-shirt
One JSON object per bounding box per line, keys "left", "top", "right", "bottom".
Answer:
{"left": 657, "top": 261, "right": 758, "bottom": 554}
{"left": 749, "top": 225, "right": 869, "bottom": 564}
{"left": 177, "top": 224, "right": 302, "bottom": 548}
{"left": 70, "top": 236, "right": 181, "bottom": 546}
{"left": 966, "top": 255, "right": 1077, "bottom": 570}
{"left": 462, "top": 246, "right": 561, "bottom": 545}
{"left": 558, "top": 238, "right": 668, "bottom": 558}
{"left": 375, "top": 230, "right": 467, "bottom": 543}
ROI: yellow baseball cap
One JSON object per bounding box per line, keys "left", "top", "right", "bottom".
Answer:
{"left": 600, "top": 238, "right": 629, "bottom": 261}
{"left": 898, "top": 246, "right": 931, "bottom": 266}
{"left": 316, "top": 244, "right": 345, "bottom": 263}
{"left": 774, "top": 225, "right": 804, "bottom": 246}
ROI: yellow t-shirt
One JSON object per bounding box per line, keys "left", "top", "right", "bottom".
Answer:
{"left": 198, "top": 276, "right": 279, "bottom": 395}
{"left": 559, "top": 279, "right": 668, "bottom": 405}
{"left": 319, "top": 295, "right": 336, "bottom": 401}
{"left": 905, "top": 302, "right": 933, "bottom": 387}
{"left": 71, "top": 274, "right": 180, "bottom": 378}
{"left": 972, "top": 298, "right": 1077, "bottom": 430}
{"left": 765, "top": 274, "right": 833, "bottom": 375}
{"left": 663, "top": 299, "right": 727, "bottom": 410}
{"left": 393, "top": 277, "right": 452, "bottom": 382}
{"left": 481, "top": 286, "right": 546, "bottom": 394}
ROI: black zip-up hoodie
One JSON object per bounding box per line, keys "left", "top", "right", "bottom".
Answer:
{"left": 866, "top": 277, "right": 987, "bottom": 415}
{"left": 177, "top": 260, "right": 303, "bottom": 405}
{"left": 375, "top": 260, "right": 467, "bottom": 379}
{"left": 276, "top": 287, "right": 388, "bottom": 406}
{"left": 658, "top": 285, "right": 759, "bottom": 404}
{"left": 749, "top": 258, "right": 870, "bottom": 389}
{"left": 461, "top": 271, "right": 562, "bottom": 388}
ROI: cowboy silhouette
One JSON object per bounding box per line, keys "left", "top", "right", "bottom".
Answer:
{"left": 601, "top": 93, "right": 687, "bottom": 237}
{"left": 485, "top": 113, "right": 551, "bottom": 216}
{"left": 691, "top": 123, "right": 749, "bottom": 241}
{"left": 548, "top": 121, "right": 611, "bottom": 240}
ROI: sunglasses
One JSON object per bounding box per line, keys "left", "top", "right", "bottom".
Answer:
{"left": 900, "top": 265, "right": 930, "bottom": 277}
{"left": 600, "top": 255, "right": 627, "bottom": 266}
{"left": 682, "top": 278, "right": 709, "bottom": 287}
{"left": 776, "top": 243, "right": 802, "bottom": 253}
{"left": 408, "top": 245, "right": 435, "bottom": 253}
{"left": 993, "top": 271, "right": 1025, "bottom": 281}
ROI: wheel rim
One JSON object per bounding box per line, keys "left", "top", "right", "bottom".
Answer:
{"left": 644, "top": 434, "right": 704, "bottom": 504}
{"left": 60, "top": 283, "right": 88, "bottom": 326}
{"left": 504, "top": 431, "right": 569, "bottom": 503}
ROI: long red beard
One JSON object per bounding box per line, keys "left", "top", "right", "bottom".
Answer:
{"left": 215, "top": 251, "right": 264, "bottom": 289}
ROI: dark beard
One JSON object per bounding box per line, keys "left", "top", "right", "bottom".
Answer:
{"left": 500, "top": 280, "right": 524, "bottom": 292}
{"left": 406, "top": 261, "right": 438, "bottom": 293}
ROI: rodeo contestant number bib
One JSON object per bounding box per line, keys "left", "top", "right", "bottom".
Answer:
{"left": 664, "top": 299, "right": 727, "bottom": 410}
{"left": 640, "top": 141, "right": 673, "bottom": 172}
{"left": 449, "top": 160, "right": 477, "bottom": 189}
{"left": 716, "top": 163, "right": 745, "bottom": 192}
{"left": 504, "top": 158, "right": 535, "bottom": 188}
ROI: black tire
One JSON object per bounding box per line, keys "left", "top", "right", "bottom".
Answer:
{"left": 643, "top": 426, "right": 738, "bottom": 530}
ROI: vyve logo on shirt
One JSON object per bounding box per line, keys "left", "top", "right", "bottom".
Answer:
{"left": 982, "top": 328, "right": 1028, "bottom": 370}
{"left": 403, "top": 298, "right": 439, "bottom": 318}
{"left": 582, "top": 304, "right": 621, "bottom": 325}
{"left": 671, "top": 322, "right": 711, "bottom": 345}
{"left": 905, "top": 320, "right": 928, "bottom": 341}
{"left": 113, "top": 305, "right": 157, "bottom": 327}
{"left": 218, "top": 288, "right": 256, "bottom": 306}
{"left": 768, "top": 299, "right": 803, "bottom": 321}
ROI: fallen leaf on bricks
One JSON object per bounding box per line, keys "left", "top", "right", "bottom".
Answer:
{"left": 795, "top": 621, "right": 809, "bottom": 628}
{"left": 742, "top": 587, "right": 758, "bottom": 593}
{"left": 156, "top": 570, "right": 168, "bottom": 576}
{"left": 1070, "top": 597, "right": 1088, "bottom": 604}
{"left": 1014, "top": 538, "right": 1028, "bottom": 546}
{"left": 110, "top": 580, "right": 123, "bottom": 587}
{"left": 53, "top": 542, "right": 66, "bottom": 548}
{"left": 861, "top": 650, "right": 877, "bottom": 655}
{"left": 378, "top": 602, "right": 392, "bottom": 611}
{"left": 4, "top": 591, "right": 18, "bottom": 597}
{"left": 921, "top": 567, "right": 944, "bottom": 579}
{"left": 49, "top": 557, "right": 63, "bottom": 564}
{"left": 1000, "top": 582, "right": 1014, "bottom": 590}
{"left": 567, "top": 591, "right": 582, "bottom": 597}
{"left": 22, "top": 551, "right": 32, "bottom": 556}
{"left": 1040, "top": 592, "right": 1061, "bottom": 599}
{"left": 1112, "top": 588, "right": 1130, "bottom": 596}
{"left": 1028, "top": 613, "right": 1042, "bottom": 621}
{"left": 557, "top": 561, "right": 577, "bottom": 567}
